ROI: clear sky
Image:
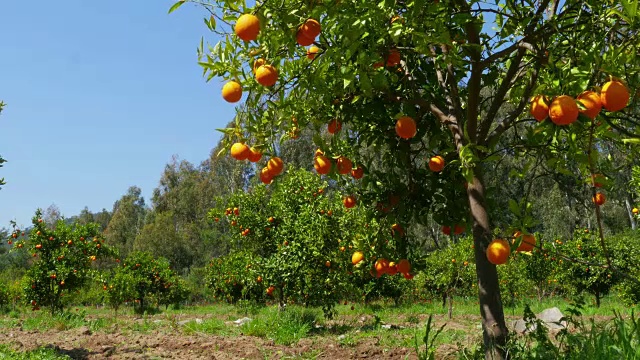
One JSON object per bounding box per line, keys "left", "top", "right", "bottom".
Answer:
{"left": 0, "top": 1, "right": 234, "bottom": 228}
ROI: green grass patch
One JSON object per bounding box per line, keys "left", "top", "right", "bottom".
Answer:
{"left": 241, "top": 305, "right": 321, "bottom": 346}
{"left": 0, "top": 344, "right": 71, "bottom": 360}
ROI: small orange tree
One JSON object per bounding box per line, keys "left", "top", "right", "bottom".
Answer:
{"left": 174, "top": 1, "right": 639, "bottom": 356}
{"left": 9, "top": 209, "right": 112, "bottom": 314}
{"left": 208, "top": 168, "right": 412, "bottom": 317}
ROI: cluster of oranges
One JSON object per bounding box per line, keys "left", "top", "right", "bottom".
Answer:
{"left": 222, "top": 15, "right": 323, "bottom": 103}
{"left": 351, "top": 251, "right": 413, "bottom": 280}
{"left": 486, "top": 231, "right": 537, "bottom": 265}
{"left": 529, "top": 80, "right": 630, "bottom": 125}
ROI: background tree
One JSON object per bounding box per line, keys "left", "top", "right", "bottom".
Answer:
{"left": 105, "top": 186, "right": 147, "bottom": 259}
{"left": 180, "top": 1, "right": 640, "bottom": 357}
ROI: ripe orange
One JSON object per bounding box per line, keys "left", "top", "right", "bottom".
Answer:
{"left": 387, "top": 262, "right": 398, "bottom": 275}
{"left": 442, "top": 226, "right": 451, "bottom": 236}
{"left": 336, "top": 156, "right": 352, "bottom": 175}
{"left": 230, "top": 143, "right": 251, "bottom": 160}
{"left": 314, "top": 155, "right": 332, "bottom": 175}
{"left": 306, "top": 46, "right": 320, "bottom": 60}
{"left": 314, "top": 148, "right": 324, "bottom": 157}
{"left": 327, "top": 119, "right": 342, "bottom": 134}
{"left": 300, "top": 19, "right": 321, "bottom": 40}
{"left": 600, "top": 80, "right": 629, "bottom": 112}
{"left": 386, "top": 49, "right": 401, "bottom": 66}
{"left": 257, "top": 276, "right": 263, "bottom": 283}
{"left": 397, "top": 259, "right": 410, "bottom": 274}
{"left": 296, "top": 30, "right": 315, "bottom": 46}
{"left": 549, "top": 95, "right": 579, "bottom": 126}
{"left": 325, "top": 261, "right": 331, "bottom": 268}
{"left": 247, "top": 147, "right": 262, "bottom": 162}
{"left": 403, "top": 273, "right": 414, "bottom": 280}
{"left": 395, "top": 116, "right": 417, "bottom": 139}
{"left": 633, "top": 208, "right": 639, "bottom": 215}
{"left": 593, "top": 192, "right": 606, "bottom": 206}
{"left": 375, "top": 258, "right": 389, "bottom": 275}
{"left": 253, "top": 58, "right": 265, "bottom": 72}
{"left": 234, "top": 14, "right": 260, "bottom": 42}
{"left": 222, "top": 81, "right": 242, "bottom": 103}
{"left": 577, "top": 91, "right": 602, "bottom": 119}
{"left": 453, "top": 224, "right": 465, "bottom": 235}
{"left": 352, "top": 251, "right": 364, "bottom": 265}
{"left": 266, "top": 286, "right": 275, "bottom": 295}
{"left": 529, "top": 95, "right": 549, "bottom": 121}
{"left": 259, "top": 167, "right": 272, "bottom": 184}
{"left": 343, "top": 195, "right": 356, "bottom": 208}
{"left": 486, "top": 239, "right": 510, "bottom": 265}
{"left": 391, "top": 223, "right": 404, "bottom": 237}
{"left": 351, "top": 166, "right": 364, "bottom": 179}
{"left": 429, "top": 155, "right": 445, "bottom": 172}
{"left": 267, "top": 157, "right": 284, "bottom": 176}
{"left": 512, "top": 231, "right": 536, "bottom": 252}
{"left": 255, "top": 65, "right": 278, "bottom": 87}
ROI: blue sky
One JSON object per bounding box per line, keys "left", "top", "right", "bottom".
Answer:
{"left": 0, "top": 1, "right": 232, "bottom": 227}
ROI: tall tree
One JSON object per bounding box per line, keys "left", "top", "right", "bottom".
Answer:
{"left": 182, "top": 1, "right": 640, "bottom": 357}
{"left": 104, "top": 186, "right": 146, "bottom": 259}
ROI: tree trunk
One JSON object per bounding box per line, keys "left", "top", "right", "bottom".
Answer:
{"left": 467, "top": 172, "right": 508, "bottom": 360}
{"left": 625, "top": 196, "right": 637, "bottom": 230}
{"left": 448, "top": 293, "right": 453, "bottom": 320}
{"left": 595, "top": 291, "right": 601, "bottom": 308}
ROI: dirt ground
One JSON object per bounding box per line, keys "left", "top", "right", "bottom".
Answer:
{"left": 3, "top": 328, "right": 419, "bottom": 359}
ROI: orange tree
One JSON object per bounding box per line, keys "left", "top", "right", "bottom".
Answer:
{"left": 104, "top": 251, "right": 187, "bottom": 314}
{"left": 8, "top": 209, "right": 113, "bottom": 314}
{"left": 173, "top": 1, "right": 640, "bottom": 356}
{"left": 207, "top": 168, "right": 413, "bottom": 317}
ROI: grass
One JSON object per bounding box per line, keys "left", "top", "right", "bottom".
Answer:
{"left": 0, "top": 344, "right": 71, "bottom": 360}
{"left": 1, "top": 294, "right": 638, "bottom": 359}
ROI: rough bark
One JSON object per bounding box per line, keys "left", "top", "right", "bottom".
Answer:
{"left": 468, "top": 170, "right": 508, "bottom": 359}
{"left": 625, "top": 196, "right": 637, "bottom": 230}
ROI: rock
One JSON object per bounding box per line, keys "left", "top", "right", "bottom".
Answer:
{"left": 195, "top": 318, "right": 203, "bottom": 324}
{"left": 382, "top": 324, "right": 403, "bottom": 330}
{"left": 337, "top": 334, "right": 346, "bottom": 340}
{"left": 153, "top": 320, "right": 163, "bottom": 324}
{"left": 177, "top": 320, "right": 192, "bottom": 326}
{"left": 233, "top": 317, "right": 252, "bottom": 326}
{"left": 511, "top": 319, "right": 537, "bottom": 334}
{"left": 538, "top": 307, "right": 566, "bottom": 329}
{"left": 77, "top": 326, "right": 92, "bottom": 336}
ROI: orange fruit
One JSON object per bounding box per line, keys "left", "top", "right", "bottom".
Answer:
{"left": 593, "top": 192, "right": 606, "bottom": 206}
{"left": 247, "top": 147, "right": 262, "bottom": 163}
{"left": 351, "top": 166, "right": 364, "bottom": 179}
{"left": 486, "top": 239, "right": 510, "bottom": 265}
{"left": 306, "top": 46, "right": 320, "bottom": 60}
{"left": 336, "top": 156, "right": 352, "bottom": 175}
{"left": 327, "top": 119, "right": 342, "bottom": 134}
{"left": 403, "top": 273, "right": 414, "bottom": 280}
{"left": 391, "top": 223, "right": 404, "bottom": 237}
{"left": 529, "top": 95, "right": 549, "bottom": 121}
{"left": 352, "top": 251, "right": 364, "bottom": 265}
{"left": 387, "top": 262, "right": 398, "bottom": 275}
{"left": 300, "top": 19, "right": 321, "bottom": 40}
{"left": 296, "top": 30, "right": 315, "bottom": 46}
{"left": 314, "top": 155, "right": 332, "bottom": 175}
{"left": 256, "top": 65, "right": 278, "bottom": 87}
{"left": 234, "top": 14, "right": 260, "bottom": 42}
{"left": 230, "top": 143, "right": 251, "bottom": 160}
{"left": 253, "top": 58, "right": 265, "bottom": 72}
{"left": 396, "top": 259, "right": 410, "bottom": 274}
{"left": 222, "top": 81, "right": 242, "bottom": 103}
{"left": 395, "top": 116, "right": 417, "bottom": 139}
{"left": 343, "top": 195, "right": 356, "bottom": 208}
{"left": 314, "top": 148, "right": 324, "bottom": 157}
{"left": 442, "top": 226, "right": 451, "bottom": 236}
{"left": 453, "top": 224, "right": 465, "bottom": 235}
{"left": 257, "top": 276, "right": 263, "bottom": 283}
{"left": 325, "top": 260, "right": 331, "bottom": 268}
{"left": 577, "top": 91, "right": 602, "bottom": 119}
{"left": 375, "top": 258, "right": 389, "bottom": 275}
{"left": 373, "top": 61, "right": 384, "bottom": 70}
{"left": 512, "top": 231, "right": 536, "bottom": 252}
{"left": 549, "top": 95, "right": 579, "bottom": 126}
{"left": 600, "top": 80, "right": 629, "bottom": 112}
{"left": 386, "top": 49, "right": 401, "bottom": 66}
{"left": 267, "top": 157, "right": 284, "bottom": 176}
{"left": 633, "top": 208, "right": 639, "bottom": 215}
{"left": 428, "top": 155, "right": 445, "bottom": 172}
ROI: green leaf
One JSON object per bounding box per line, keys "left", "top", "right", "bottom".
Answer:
{"left": 168, "top": 1, "right": 185, "bottom": 14}
{"left": 508, "top": 199, "right": 521, "bottom": 217}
